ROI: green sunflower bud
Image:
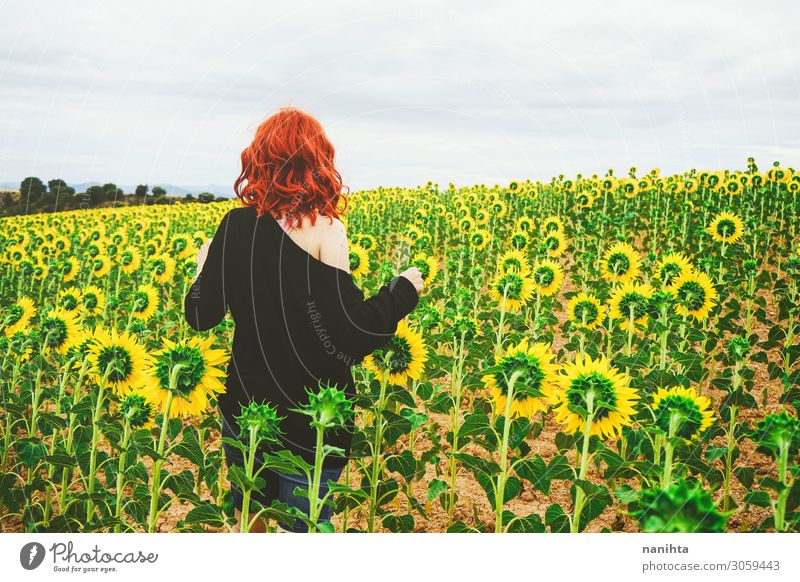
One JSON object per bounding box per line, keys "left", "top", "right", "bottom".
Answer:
{"left": 726, "top": 336, "right": 751, "bottom": 361}
{"left": 630, "top": 480, "right": 729, "bottom": 533}
{"left": 235, "top": 401, "right": 284, "bottom": 443}
{"left": 750, "top": 411, "right": 800, "bottom": 459}
{"left": 297, "top": 383, "right": 354, "bottom": 430}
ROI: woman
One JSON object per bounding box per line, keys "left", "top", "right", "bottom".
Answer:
{"left": 183, "top": 107, "right": 423, "bottom": 532}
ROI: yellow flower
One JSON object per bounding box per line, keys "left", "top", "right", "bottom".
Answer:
{"left": 489, "top": 271, "right": 534, "bottom": 312}
{"left": 88, "top": 328, "right": 151, "bottom": 396}
{"left": 707, "top": 211, "right": 744, "bottom": 244}
{"left": 498, "top": 249, "right": 531, "bottom": 276}
{"left": 131, "top": 284, "right": 160, "bottom": 321}
{"left": 543, "top": 230, "right": 568, "bottom": 258}
{"left": 142, "top": 336, "right": 228, "bottom": 418}
{"left": 410, "top": 253, "right": 438, "bottom": 286}
{"left": 3, "top": 297, "right": 36, "bottom": 337}
{"left": 601, "top": 242, "right": 641, "bottom": 285}
{"left": 531, "top": 259, "right": 565, "bottom": 297}
{"left": 567, "top": 292, "right": 605, "bottom": 330}
{"left": 57, "top": 287, "right": 82, "bottom": 313}
{"left": 482, "top": 339, "right": 558, "bottom": 418}
{"left": 349, "top": 243, "right": 370, "bottom": 279}
{"left": 541, "top": 216, "right": 564, "bottom": 234}
{"left": 550, "top": 354, "right": 639, "bottom": 439}
{"left": 149, "top": 255, "right": 176, "bottom": 285}
{"left": 39, "top": 308, "right": 82, "bottom": 355}
{"left": 609, "top": 281, "right": 653, "bottom": 331}
{"left": 81, "top": 285, "right": 106, "bottom": 316}
{"left": 653, "top": 252, "right": 693, "bottom": 288}
{"left": 120, "top": 246, "right": 142, "bottom": 275}
{"left": 651, "top": 386, "right": 714, "bottom": 440}
{"left": 363, "top": 320, "right": 428, "bottom": 386}
{"left": 667, "top": 269, "right": 718, "bottom": 321}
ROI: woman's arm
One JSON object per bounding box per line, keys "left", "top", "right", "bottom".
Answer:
{"left": 317, "top": 220, "right": 423, "bottom": 362}
{"left": 184, "top": 211, "right": 231, "bottom": 331}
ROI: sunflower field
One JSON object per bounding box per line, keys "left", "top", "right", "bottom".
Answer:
{"left": 2, "top": 160, "right": 800, "bottom": 533}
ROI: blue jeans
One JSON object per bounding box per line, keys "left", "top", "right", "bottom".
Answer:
{"left": 277, "top": 467, "right": 343, "bottom": 533}
{"left": 220, "top": 413, "right": 343, "bottom": 533}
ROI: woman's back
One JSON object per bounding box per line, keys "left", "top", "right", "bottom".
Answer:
{"left": 184, "top": 205, "right": 420, "bottom": 467}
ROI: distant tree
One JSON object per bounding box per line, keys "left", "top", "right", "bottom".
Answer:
{"left": 0, "top": 191, "right": 13, "bottom": 209}
{"left": 183, "top": 193, "right": 195, "bottom": 201}
{"left": 197, "top": 192, "right": 215, "bottom": 203}
{"left": 40, "top": 192, "right": 57, "bottom": 208}
{"left": 86, "top": 185, "right": 105, "bottom": 205}
{"left": 48, "top": 178, "right": 75, "bottom": 197}
{"left": 135, "top": 184, "right": 149, "bottom": 197}
{"left": 152, "top": 195, "right": 169, "bottom": 205}
{"left": 20, "top": 177, "right": 45, "bottom": 203}
{"left": 151, "top": 186, "right": 166, "bottom": 197}
{"left": 102, "top": 183, "right": 123, "bottom": 200}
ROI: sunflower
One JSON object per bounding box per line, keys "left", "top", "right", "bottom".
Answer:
{"left": 362, "top": 320, "right": 428, "bottom": 386}
{"left": 498, "top": 248, "right": 531, "bottom": 276}
{"left": 411, "top": 253, "right": 439, "bottom": 286}
{"left": 468, "top": 228, "right": 491, "bottom": 250}
{"left": 89, "top": 253, "right": 111, "bottom": 279}
{"left": 88, "top": 328, "right": 151, "bottom": 396}
{"left": 357, "top": 233, "right": 377, "bottom": 252}
{"left": 3, "top": 296, "right": 36, "bottom": 338}
{"left": 489, "top": 271, "right": 534, "bottom": 312}
{"left": 667, "top": 269, "right": 718, "bottom": 321}
{"left": 550, "top": 354, "right": 639, "bottom": 439}
{"left": 81, "top": 285, "right": 106, "bottom": 317}
{"left": 653, "top": 252, "right": 693, "bottom": 288}
{"left": 567, "top": 292, "right": 605, "bottom": 330}
{"left": 530, "top": 259, "right": 565, "bottom": 297}
{"left": 509, "top": 229, "right": 530, "bottom": 250}
{"left": 142, "top": 336, "right": 228, "bottom": 418}
{"left": 149, "top": 255, "right": 176, "bottom": 285}
{"left": 131, "top": 284, "right": 160, "bottom": 321}
{"left": 62, "top": 256, "right": 81, "bottom": 283}
{"left": 119, "top": 247, "right": 142, "bottom": 275}
{"left": 39, "top": 308, "right": 82, "bottom": 355}
{"left": 542, "top": 230, "right": 567, "bottom": 258}
{"left": 608, "top": 281, "right": 653, "bottom": 331}
{"left": 707, "top": 211, "right": 744, "bottom": 244}
{"left": 482, "top": 339, "right": 558, "bottom": 418}
{"left": 601, "top": 242, "right": 641, "bottom": 285}
{"left": 349, "top": 243, "right": 370, "bottom": 279}
{"left": 542, "top": 216, "right": 564, "bottom": 234}
{"left": 119, "top": 390, "right": 156, "bottom": 430}
{"left": 515, "top": 216, "right": 534, "bottom": 233}
{"left": 651, "top": 386, "right": 714, "bottom": 440}
{"left": 402, "top": 224, "right": 424, "bottom": 245}
{"left": 57, "top": 287, "right": 82, "bottom": 313}
{"left": 169, "top": 233, "right": 196, "bottom": 260}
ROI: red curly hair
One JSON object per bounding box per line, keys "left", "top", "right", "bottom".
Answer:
{"left": 234, "top": 107, "right": 346, "bottom": 227}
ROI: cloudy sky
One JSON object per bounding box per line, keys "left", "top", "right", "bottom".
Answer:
{"left": 1, "top": 0, "right": 798, "bottom": 194}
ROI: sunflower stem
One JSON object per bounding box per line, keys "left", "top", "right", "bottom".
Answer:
{"left": 722, "top": 404, "right": 737, "bottom": 513}
{"left": 113, "top": 418, "right": 132, "bottom": 532}
{"left": 495, "top": 370, "right": 522, "bottom": 533}
{"left": 571, "top": 391, "right": 595, "bottom": 533}
{"left": 239, "top": 424, "right": 258, "bottom": 533}
{"left": 147, "top": 377, "right": 177, "bottom": 533}
{"left": 661, "top": 412, "right": 679, "bottom": 488}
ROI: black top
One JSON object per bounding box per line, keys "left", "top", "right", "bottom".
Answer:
{"left": 183, "top": 205, "right": 419, "bottom": 468}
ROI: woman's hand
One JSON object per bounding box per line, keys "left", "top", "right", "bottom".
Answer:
{"left": 398, "top": 267, "right": 424, "bottom": 294}
{"left": 196, "top": 239, "right": 212, "bottom": 273}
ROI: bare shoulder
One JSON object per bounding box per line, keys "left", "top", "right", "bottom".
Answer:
{"left": 318, "top": 215, "right": 346, "bottom": 235}
{"left": 317, "top": 215, "right": 350, "bottom": 271}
